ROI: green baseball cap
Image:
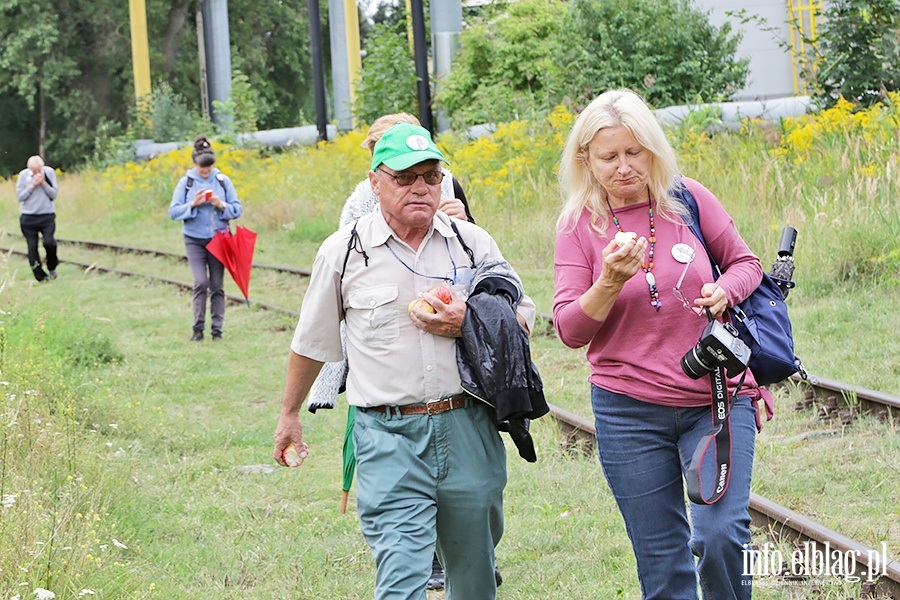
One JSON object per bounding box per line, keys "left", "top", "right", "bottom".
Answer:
{"left": 371, "top": 122, "right": 449, "bottom": 171}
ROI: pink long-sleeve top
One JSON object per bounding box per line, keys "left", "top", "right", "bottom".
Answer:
{"left": 553, "top": 177, "right": 773, "bottom": 420}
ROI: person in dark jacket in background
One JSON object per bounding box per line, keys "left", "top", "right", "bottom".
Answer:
{"left": 168, "top": 135, "right": 243, "bottom": 342}
{"left": 16, "top": 155, "right": 60, "bottom": 282}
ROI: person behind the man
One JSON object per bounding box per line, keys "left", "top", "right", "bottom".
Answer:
{"left": 273, "top": 122, "right": 535, "bottom": 599}
{"left": 16, "top": 155, "right": 60, "bottom": 282}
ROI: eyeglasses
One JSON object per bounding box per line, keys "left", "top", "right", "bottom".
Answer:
{"left": 377, "top": 167, "right": 444, "bottom": 186}
{"left": 672, "top": 238, "right": 704, "bottom": 317}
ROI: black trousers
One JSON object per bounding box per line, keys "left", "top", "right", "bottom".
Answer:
{"left": 20, "top": 213, "right": 58, "bottom": 281}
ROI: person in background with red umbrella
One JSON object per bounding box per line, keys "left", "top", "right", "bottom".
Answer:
{"left": 168, "top": 135, "right": 243, "bottom": 342}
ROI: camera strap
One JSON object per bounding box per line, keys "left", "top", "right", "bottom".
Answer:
{"left": 686, "top": 365, "right": 745, "bottom": 505}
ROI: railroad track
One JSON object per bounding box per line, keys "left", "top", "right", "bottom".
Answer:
{"left": 8, "top": 234, "right": 312, "bottom": 277}
{"left": 4, "top": 237, "right": 899, "bottom": 597}
{"left": 8, "top": 235, "right": 898, "bottom": 420}
{"left": 550, "top": 404, "right": 900, "bottom": 598}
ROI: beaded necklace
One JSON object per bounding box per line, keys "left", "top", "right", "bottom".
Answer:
{"left": 606, "top": 194, "right": 660, "bottom": 311}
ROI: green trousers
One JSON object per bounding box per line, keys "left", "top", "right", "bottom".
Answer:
{"left": 354, "top": 399, "right": 506, "bottom": 600}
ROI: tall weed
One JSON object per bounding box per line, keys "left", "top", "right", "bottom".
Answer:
{"left": 0, "top": 305, "right": 144, "bottom": 598}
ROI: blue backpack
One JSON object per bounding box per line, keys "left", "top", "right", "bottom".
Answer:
{"left": 673, "top": 183, "right": 804, "bottom": 386}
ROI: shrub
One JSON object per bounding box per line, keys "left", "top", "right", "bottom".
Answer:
{"left": 132, "top": 82, "right": 205, "bottom": 144}
{"left": 212, "top": 70, "right": 263, "bottom": 137}
{"left": 435, "top": 0, "right": 564, "bottom": 129}
{"left": 555, "top": 0, "right": 749, "bottom": 108}
{"left": 435, "top": 0, "right": 748, "bottom": 128}
{"left": 811, "top": 0, "right": 900, "bottom": 108}
{"left": 352, "top": 21, "right": 419, "bottom": 126}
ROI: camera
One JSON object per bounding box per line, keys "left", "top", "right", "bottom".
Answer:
{"left": 681, "top": 317, "right": 752, "bottom": 379}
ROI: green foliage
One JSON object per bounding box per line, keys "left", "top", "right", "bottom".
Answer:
{"left": 812, "top": 0, "right": 900, "bottom": 108}
{"left": 226, "top": 0, "right": 319, "bottom": 129}
{"left": 352, "top": 21, "right": 419, "bottom": 126}
{"left": 86, "top": 118, "right": 134, "bottom": 171}
{"left": 0, "top": 0, "right": 78, "bottom": 111}
{"left": 0, "top": 0, "right": 98, "bottom": 169}
{"left": 211, "top": 70, "right": 261, "bottom": 136}
{"left": 63, "top": 333, "right": 123, "bottom": 368}
{"left": 436, "top": 0, "right": 564, "bottom": 129}
{"left": 0, "top": 0, "right": 322, "bottom": 172}
{"left": 132, "top": 81, "right": 205, "bottom": 143}
{"left": 436, "top": 0, "right": 748, "bottom": 128}
{"left": 555, "top": 0, "right": 749, "bottom": 109}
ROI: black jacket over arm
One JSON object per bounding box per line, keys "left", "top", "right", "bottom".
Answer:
{"left": 456, "top": 275, "right": 548, "bottom": 462}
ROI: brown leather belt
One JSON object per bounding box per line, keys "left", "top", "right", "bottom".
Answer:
{"left": 363, "top": 393, "right": 469, "bottom": 415}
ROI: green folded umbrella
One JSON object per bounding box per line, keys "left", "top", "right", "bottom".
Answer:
{"left": 340, "top": 406, "right": 356, "bottom": 514}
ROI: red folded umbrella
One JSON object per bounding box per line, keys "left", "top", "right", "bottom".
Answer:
{"left": 206, "top": 226, "right": 257, "bottom": 306}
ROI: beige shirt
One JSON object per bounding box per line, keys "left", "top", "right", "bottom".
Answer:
{"left": 291, "top": 207, "right": 536, "bottom": 408}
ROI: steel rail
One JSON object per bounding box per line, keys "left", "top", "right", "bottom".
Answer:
{"left": 790, "top": 373, "right": 900, "bottom": 421}
{"left": 4, "top": 234, "right": 312, "bottom": 276}
{"left": 534, "top": 310, "right": 900, "bottom": 422}
{"left": 0, "top": 248, "right": 300, "bottom": 317}
{"left": 549, "top": 404, "right": 900, "bottom": 598}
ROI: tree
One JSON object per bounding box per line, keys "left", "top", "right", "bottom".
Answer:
{"left": 812, "top": 0, "right": 900, "bottom": 108}
{"left": 433, "top": 0, "right": 749, "bottom": 129}
{"left": 0, "top": 0, "right": 95, "bottom": 163}
{"left": 435, "top": 0, "right": 564, "bottom": 129}
{"left": 557, "top": 0, "right": 749, "bottom": 108}
{"left": 352, "top": 21, "right": 419, "bottom": 126}
{"left": 225, "top": 0, "right": 321, "bottom": 129}
{"left": 0, "top": 0, "right": 324, "bottom": 172}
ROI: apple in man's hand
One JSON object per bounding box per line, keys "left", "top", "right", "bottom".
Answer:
{"left": 407, "top": 285, "right": 453, "bottom": 317}
{"left": 282, "top": 443, "right": 308, "bottom": 467}
{"left": 429, "top": 285, "right": 453, "bottom": 305}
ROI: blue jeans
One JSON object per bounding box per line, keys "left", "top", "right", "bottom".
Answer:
{"left": 591, "top": 385, "right": 755, "bottom": 600}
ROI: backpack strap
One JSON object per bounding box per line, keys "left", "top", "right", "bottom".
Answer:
{"left": 672, "top": 180, "right": 721, "bottom": 280}
{"left": 339, "top": 219, "right": 369, "bottom": 316}
{"left": 450, "top": 220, "right": 476, "bottom": 268}
{"left": 184, "top": 176, "right": 194, "bottom": 200}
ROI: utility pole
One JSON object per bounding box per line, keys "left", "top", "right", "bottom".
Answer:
{"left": 309, "top": 0, "right": 329, "bottom": 142}
{"left": 197, "top": 9, "right": 209, "bottom": 120}
{"left": 329, "top": 0, "right": 362, "bottom": 131}
{"left": 431, "top": 1, "right": 462, "bottom": 133}
{"left": 128, "top": 0, "right": 152, "bottom": 104}
{"left": 409, "top": 0, "right": 433, "bottom": 133}
{"left": 200, "top": 0, "right": 233, "bottom": 129}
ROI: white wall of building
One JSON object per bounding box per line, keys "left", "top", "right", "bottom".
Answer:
{"left": 695, "top": 0, "right": 798, "bottom": 100}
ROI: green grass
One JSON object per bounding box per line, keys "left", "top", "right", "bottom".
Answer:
{"left": 2, "top": 270, "right": 889, "bottom": 599}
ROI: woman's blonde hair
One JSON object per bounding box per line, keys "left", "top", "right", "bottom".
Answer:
{"left": 362, "top": 113, "right": 421, "bottom": 154}
{"left": 557, "top": 89, "right": 685, "bottom": 235}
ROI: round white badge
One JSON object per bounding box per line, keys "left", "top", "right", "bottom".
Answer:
{"left": 406, "top": 135, "right": 430, "bottom": 151}
{"left": 672, "top": 243, "right": 695, "bottom": 264}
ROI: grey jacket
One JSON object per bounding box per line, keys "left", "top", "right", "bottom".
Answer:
{"left": 16, "top": 167, "right": 58, "bottom": 215}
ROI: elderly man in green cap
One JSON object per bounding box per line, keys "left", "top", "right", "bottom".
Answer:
{"left": 273, "top": 122, "right": 535, "bottom": 599}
